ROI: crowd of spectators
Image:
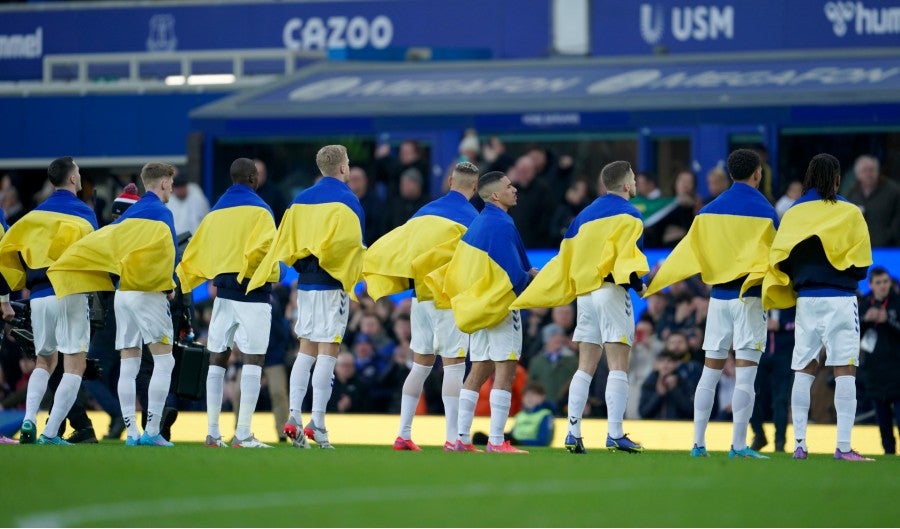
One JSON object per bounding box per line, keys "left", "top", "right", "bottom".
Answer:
{"left": 1, "top": 136, "right": 899, "bottom": 434}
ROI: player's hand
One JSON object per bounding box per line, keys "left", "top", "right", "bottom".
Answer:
{"left": 528, "top": 267, "right": 539, "bottom": 278}
{"left": 637, "top": 283, "right": 647, "bottom": 296}
{"left": 0, "top": 302, "right": 14, "bottom": 321}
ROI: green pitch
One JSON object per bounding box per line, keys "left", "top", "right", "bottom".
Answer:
{"left": 2, "top": 443, "right": 896, "bottom": 527}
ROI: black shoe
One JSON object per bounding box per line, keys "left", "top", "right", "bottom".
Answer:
{"left": 750, "top": 434, "right": 768, "bottom": 452}
{"left": 161, "top": 407, "right": 178, "bottom": 441}
{"left": 66, "top": 428, "right": 98, "bottom": 444}
{"left": 104, "top": 416, "right": 126, "bottom": 440}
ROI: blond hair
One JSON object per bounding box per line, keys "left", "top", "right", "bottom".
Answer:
{"left": 316, "top": 145, "right": 349, "bottom": 177}
{"left": 450, "top": 161, "right": 479, "bottom": 191}
{"left": 140, "top": 162, "right": 176, "bottom": 189}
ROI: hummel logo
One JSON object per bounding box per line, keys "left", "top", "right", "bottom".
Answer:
{"left": 569, "top": 417, "right": 578, "bottom": 425}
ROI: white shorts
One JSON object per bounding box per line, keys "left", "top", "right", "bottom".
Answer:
{"left": 410, "top": 299, "right": 469, "bottom": 359}
{"left": 793, "top": 296, "right": 860, "bottom": 370}
{"left": 207, "top": 297, "right": 272, "bottom": 355}
{"left": 702, "top": 297, "right": 767, "bottom": 362}
{"left": 295, "top": 289, "right": 349, "bottom": 344}
{"left": 573, "top": 283, "right": 634, "bottom": 346}
{"left": 114, "top": 290, "right": 173, "bottom": 349}
{"left": 469, "top": 310, "right": 522, "bottom": 362}
{"left": 30, "top": 294, "right": 90, "bottom": 355}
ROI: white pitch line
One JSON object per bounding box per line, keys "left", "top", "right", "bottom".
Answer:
{"left": 17, "top": 477, "right": 712, "bottom": 527}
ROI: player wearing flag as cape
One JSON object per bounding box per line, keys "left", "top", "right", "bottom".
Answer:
{"left": 762, "top": 153, "right": 873, "bottom": 462}
{"left": 433, "top": 171, "right": 536, "bottom": 453}
{"left": 645, "top": 149, "right": 778, "bottom": 458}
{"left": 513, "top": 160, "right": 649, "bottom": 454}
{"left": 363, "top": 161, "right": 479, "bottom": 452}
{"left": 48, "top": 162, "right": 178, "bottom": 446}
{"left": 176, "top": 158, "right": 279, "bottom": 448}
{"left": 0, "top": 156, "right": 98, "bottom": 445}
{"left": 248, "top": 145, "right": 365, "bottom": 449}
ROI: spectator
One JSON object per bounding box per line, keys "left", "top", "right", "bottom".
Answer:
{"left": 328, "top": 351, "right": 368, "bottom": 413}
{"left": 753, "top": 144, "right": 775, "bottom": 202}
{"left": 482, "top": 136, "right": 515, "bottom": 174}
{"left": 549, "top": 179, "right": 590, "bottom": 246}
{"left": 527, "top": 324, "right": 578, "bottom": 412}
{"left": 858, "top": 266, "right": 900, "bottom": 454}
{"left": 166, "top": 174, "right": 210, "bottom": 236}
{"left": 704, "top": 167, "right": 730, "bottom": 204}
{"left": 374, "top": 139, "right": 430, "bottom": 197}
{"left": 253, "top": 159, "right": 288, "bottom": 224}
{"left": 508, "top": 155, "right": 553, "bottom": 248}
{"left": 385, "top": 168, "right": 429, "bottom": 231}
{"left": 473, "top": 381, "right": 555, "bottom": 447}
{"left": 1, "top": 175, "right": 25, "bottom": 225}
{"left": 775, "top": 180, "right": 803, "bottom": 218}
{"left": 846, "top": 155, "right": 900, "bottom": 247}
{"left": 627, "top": 318, "right": 661, "bottom": 419}
{"left": 644, "top": 169, "right": 699, "bottom": 248}
{"left": 631, "top": 171, "right": 672, "bottom": 223}
{"left": 347, "top": 165, "right": 386, "bottom": 245}
{"left": 639, "top": 350, "right": 694, "bottom": 419}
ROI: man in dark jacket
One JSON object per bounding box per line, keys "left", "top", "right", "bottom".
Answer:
{"left": 859, "top": 266, "right": 900, "bottom": 454}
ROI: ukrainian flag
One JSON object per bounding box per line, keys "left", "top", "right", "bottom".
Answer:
{"left": 363, "top": 190, "right": 477, "bottom": 302}
{"left": 433, "top": 203, "right": 531, "bottom": 334}
{"left": 762, "top": 190, "right": 872, "bottom": 309}
{"left": 176, "top": 184, "right": 279, "bottom": 292}
{"left": 512, "top": 194, "right": 648, "bottom": 310}
{"left": 48, "top": 192, "right": 177, "bottom": 297}
{"left": 644, "top": 183, "right": 778, "bottom": 298}
{"left": 0, "top": 190, "right": 97, "bottom": 293}
{"left": 248, "top": 177, "right": 365, "bottom": 293}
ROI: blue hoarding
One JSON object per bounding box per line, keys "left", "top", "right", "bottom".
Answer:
{"left": 592, "top": 0, "right": 900, "bottom": 55}
{"left": 0, "top": 0, "right": 550, "bottom": 81}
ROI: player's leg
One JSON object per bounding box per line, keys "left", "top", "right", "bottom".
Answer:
{"left": 140, "top": 292, "right": 176, "bottom": 446}
{"left": 484, "top": 311, "right": 526, "bottom": 454}
{"left": 304, "top": 290, "right": 348, "bottom": 448}
{"left": 232, "top": 300, "right": 273, "bottom": 448}
{"left": 567, "top": 293, "right": 603, "bottom": 450}
{"left": 824, "top": 297, "right": 872, "bottom": 461}
{"left": 435, "top": 305, "right": 469, "bottom": 449}
{"left": 205, "top": 297, "right": 235, "bottom": 447}
{"left": 284, "top": 290, "right": 318, "bottom": 446}
{"left": 114, "top": 291, "right": 143, "bottom": 444}
{"left": 728, "top": 297, "right": 766, "bottom": 456}
{"left": 598, "top": 284, "right": 639, "bottom": 451}
{"left": 396, "top": 298, "right": 436, "bottom": 449}
{"left": 694, "top": 297, "right": 733, "bottom": 453}
{"left": 21, "top": 297, "right": 59, "bottom": 443}
{"left": 790, "top": 298, "right": 822, "bottom": 458}
{"left": 456, "top": 337, "right": 493, "bottom": 451}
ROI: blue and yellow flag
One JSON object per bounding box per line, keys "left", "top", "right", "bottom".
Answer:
{"left": 248, "top": 177, "right": 365, "bottom": 293}
{"left": 363, "top": 190, "right": 477, "bottom": 302}
{"left": 176, "top": 184, "right": 278, "bottom": 292}
{"left": 645, "top": 183, "right": 779, "bottom": 297}
{"left": 429, "top": 203, "right": 531, "bottom": 333}
{"left": 512, "top": 194, "right": 648, "bottom": 309}
{"left": 762, "top": 190, "right": 871, "bottom": 309}
{"left": 0, "top": 190, "right": 98, "bottom": 293}
{"left": 48, "top": 192, "right": 177, "bottom": 296}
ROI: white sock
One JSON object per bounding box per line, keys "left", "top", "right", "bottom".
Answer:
{"left": 311, "top": 355, "right": 337, "bottom": 430}
{"left": 24, "top": 367, "right": 50, "bottom": 423}
{"left": 606, "top": 370, "right": 629, "bottom": 439}
{"left": 731, "top": 365, "right": 758, "bottom": 451}
{"left": 118, "top": 357, "right": 141, "bottom": 439}
{"left": 236, "top": 364, "right": 262, "bottom": 440}
{"left": 489, "top": 389, "right": 512, "bottom": 446}
{"left": 791, "top": 372, "right": 815, "bottom": 450}
{"left": 145, "top": 353, "right": 174, "bottom": 437}
{"left": 834, "top": 375, "right": 856, "bottom": 452}
{"left": 289, "top": 353, "right": 315, "bottom": 424}
{"left": 442, "top": 363, "right": 466, "bottom": 444}
{"left": 457, "top": 388, "right": 478, "bottom": 444}
{"left": 398, "top": 362, "right": 431, "bottom": 440}
{"left": 206, "top": 365, "right": 226, "bottom": 438}
{"left": 693, "top": 364, "right": 722, "bottom": 447}
{"left": 567, "top": 370, "right": 592, "bottom": 438}
{"left": 43, "top": 373, "right": 81, "bottom": 438}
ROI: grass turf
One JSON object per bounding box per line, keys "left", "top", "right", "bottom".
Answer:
{"left": 2, "top": 442, "right": 896, "bottom": 527}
